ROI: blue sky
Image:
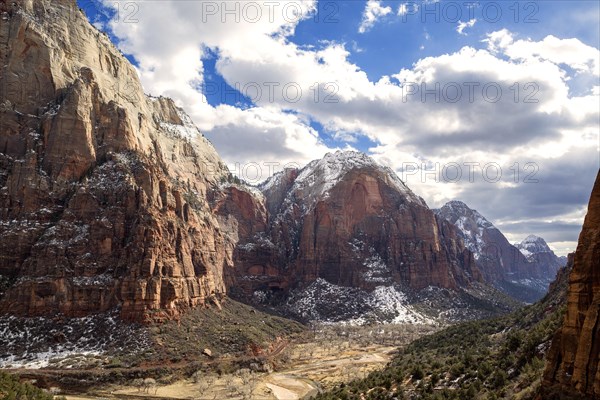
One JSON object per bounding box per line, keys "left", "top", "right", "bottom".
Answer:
{"left": 78, "top": 0, "right": 599, "bottom": 254}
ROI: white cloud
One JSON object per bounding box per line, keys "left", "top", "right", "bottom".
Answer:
{"left": 397, "top": 3, "right": 409, "bottom": 16}
{"left": 485, "top": 30, "right": 599, "bottom": 76}
{"left": 456, "top": 18, "right": 477, "bottom": 35}
{"left": 100, "top": 0, "right": 326, "bottom": 168}
{"left": 358, "top": 0, "right": 393, "bottom": 33}
{"left": 484, "top": 29, "right": 515, "bottom": 53}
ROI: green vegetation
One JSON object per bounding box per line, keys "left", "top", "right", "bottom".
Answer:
{"left": 0, "top": 371, "right": 65, "bottom": 400}
{"left": 315, "top": 284, "right": 567, "bottom": 400}
{"left": 220, "top": 172, "right": 241, "bottom": 185}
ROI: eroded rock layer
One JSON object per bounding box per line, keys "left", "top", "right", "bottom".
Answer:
{"left": 0, "top": 0, "right": 236, "bottom": 322}
{"left": 542, "top": 171, "right": 600, "bottom": 398}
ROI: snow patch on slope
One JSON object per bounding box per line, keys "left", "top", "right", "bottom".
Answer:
{"left": 284, "top": 278, "right": 433, "bottom": 325}
{"left": 159, "top": 108, "right": 202, "bottom": 140}
{"left": 362, "top": 254, "right": 392, "bottom": 284}
{"left": 0, "top": 312, "right": 150, "bottom": 369}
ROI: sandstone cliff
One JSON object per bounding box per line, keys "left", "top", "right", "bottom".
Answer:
{"left": 227, "top": 151, "right": 483, "bottom": 301}
{"left": 0, "top": 0, "right": 236, "bottom": 322}
{"left": 542, "top": 171, "right": 600, "bottom": 398}
{"left": 0, "top": 0, "right": 515, "bottom": 326}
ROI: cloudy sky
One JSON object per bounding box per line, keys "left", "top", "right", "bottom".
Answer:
{"left": 79, "top": 0, "right": 599, "bottom": 255}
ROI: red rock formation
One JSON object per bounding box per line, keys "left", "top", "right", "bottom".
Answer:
{"left": 229, "top": 151, "right": 482, "bottom": 296}
{"left": 0, "top": 0, "right": 236, "bottom": 322}
{"left": 542, "top": 171, "right": 600, "bottom": 398}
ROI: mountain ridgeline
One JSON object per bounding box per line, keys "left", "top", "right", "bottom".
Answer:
{"left": 435, "top": 201, "right": 565, "bottom": 303}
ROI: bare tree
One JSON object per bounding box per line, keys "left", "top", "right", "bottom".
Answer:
{"left": 142, "top": 377, "right": 157, "bottom": 394}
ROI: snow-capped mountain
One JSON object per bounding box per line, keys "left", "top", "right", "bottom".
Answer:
{"left": 435, "top": 201, "right": 561, "bottom": 303}
{"left": 516, "top": 235, "right": 566, "bottom": 275}
{"left": 223, "top": 151, "right": 518, "bottom": 324}
{"left": 517, "top": 235, "right": 553, "bottom": 258}
{"left": 287, "top": 150, "right": 425, "bottom": 208}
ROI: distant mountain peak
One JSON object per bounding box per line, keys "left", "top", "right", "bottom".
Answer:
{"left": 522, "top": 234, "right": 545, "bottom": 244}
{"left": 516, "top": 235, "right": 553, "bottom": 256}
{"left": 436, "top": 201, "right": 563, "bottom": 302}
{"left": 445, "top": 200, "right": 470, "bottom": 208}
{"left": 296, "top": 150, "right": 385, "bottom": 184}
{"left": 438, "top": 201, "right": 492, "bottom": 225}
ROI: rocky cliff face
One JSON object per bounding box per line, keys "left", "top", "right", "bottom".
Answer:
{"left": 435, "top": 201, "right": 562, "bottom": 302}
{"left": 0, "top": 0, "right": 237, "bottom": 322}
{"left": 217, "top": 151, "right": 521, "bottom": 323}
{"left": 542, "top": 171, "right": 600, "bottom": 398}
{"left": 232, "top": 151, "right": 481, "bottom": 294}
{"left": 0, "top": 0, "right": 517, "bottom": 326}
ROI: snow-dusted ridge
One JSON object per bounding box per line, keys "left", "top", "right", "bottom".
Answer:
{"left": 262, "top": 150, "right": 425, "bottom": 214}
{"left": 258, "top": 169, "right": 286, "bottom": 192}
{"left": 516, "top": 234, "right": 553, "bottom": 259}
{"left": 295, "top": 150, "right": 422, "bottom": 202}
{"left": 435, "top": 200, "right": 496, "bottom": 260}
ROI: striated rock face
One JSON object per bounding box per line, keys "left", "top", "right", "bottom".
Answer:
{"left": 230, "top": 151, "right": 482, "bottom": 297}
{"left": 0, "top": 0, "right": 237, "bottom": 322}
{"left": 435, "top": 201, "right": 563, "bottom": 302}
{"left": 542, "top": 171, "right": 600, "bottom": 398}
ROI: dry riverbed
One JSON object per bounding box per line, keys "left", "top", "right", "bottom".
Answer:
{"left": 64, "top": 323, "right": 436, "bottom": 400}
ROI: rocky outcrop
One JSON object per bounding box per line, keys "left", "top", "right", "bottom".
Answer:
{"left": 230, "top": 151, "right": 482, "bottom": 297}
{"left": 435, "top": 201, "right": 562, "bottom": 302}
{"left": 0, "top": 0, "right": 236, "bottom": 322}
{"left": 542, "top": 171, "right": 600, "bottom": 398}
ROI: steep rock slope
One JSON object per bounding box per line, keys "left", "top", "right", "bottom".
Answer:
{"left": 435, "top": 201, "right": 562, "bottom": 302}
{"left": 247, "top": 151, "right": 480, "bottom": 291}
{"left": 542, "top": 171, "right": 600, "bottom": 398}
{"left": 226, "top": 151, "right": 519, "bottom": 323}
{"left": 0, "top": 0, "right": 237, "bottom": 322}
